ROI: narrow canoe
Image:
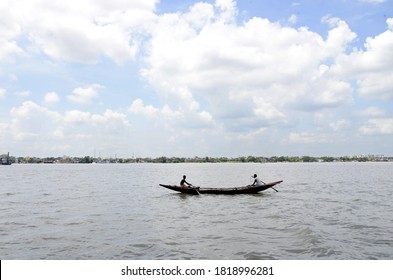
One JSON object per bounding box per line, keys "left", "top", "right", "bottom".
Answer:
{"left": 159, "top": 180, "right": 283, "bottom": 195}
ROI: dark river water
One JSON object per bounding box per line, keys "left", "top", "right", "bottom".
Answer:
{"left": 1, "top": 162, "right": 392, "bottom": 259}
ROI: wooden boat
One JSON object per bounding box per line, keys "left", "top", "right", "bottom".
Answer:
{"left": 159, "top": 180, "right": 283, "bottom": 195}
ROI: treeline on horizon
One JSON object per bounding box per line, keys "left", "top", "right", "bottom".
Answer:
{"left": 5, "top": 155, "right": 391, "bottom": 164}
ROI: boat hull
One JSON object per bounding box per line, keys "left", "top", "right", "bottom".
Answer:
{"left": 159, "top": 180, "right": 283, "bottom": 195}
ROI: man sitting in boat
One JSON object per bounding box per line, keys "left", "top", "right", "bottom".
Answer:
{"left": 252, "top": 174, "right": 265, "bottom": 186}
{"left": 180, "top": 175, "right": 192, "bottom": 188}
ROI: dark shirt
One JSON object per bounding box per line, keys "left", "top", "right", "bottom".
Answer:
{"left": 180, "top": 178, "right": 189, "bottom": 186}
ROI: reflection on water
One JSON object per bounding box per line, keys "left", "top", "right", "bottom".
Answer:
{"left": 1, "top": 162, "right": 393, "bottom": 259}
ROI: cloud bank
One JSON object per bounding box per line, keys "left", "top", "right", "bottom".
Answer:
{"left": 1, "top": 0, "right": 392, "bottom": 156}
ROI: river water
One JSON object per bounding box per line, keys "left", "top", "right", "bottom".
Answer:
{"left": 1, "top": 162, "right": 392, "bottom": 260}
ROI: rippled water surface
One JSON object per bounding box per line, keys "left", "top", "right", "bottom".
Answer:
{"left": 1, "top": 162, "right": 392, "bottom": 259}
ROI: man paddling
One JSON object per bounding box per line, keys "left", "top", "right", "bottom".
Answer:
{"left": 252, "top": 174, "right": 265, "bottom": 186}
{"left": 180, "top": 175, "right": 192, "bottom": 188}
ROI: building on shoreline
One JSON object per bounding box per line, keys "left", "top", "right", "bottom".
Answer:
{"left": 1, "top": 152, "right": 12, "bottom": 165}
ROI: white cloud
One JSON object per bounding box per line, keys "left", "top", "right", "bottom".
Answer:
{"left": 286, "top": 132, "right": 332, "bottom": 144}
{"left": 91, "top": 109, "right": 131, "bottom": 128}
{"left": 236, "top": 127, "right": 267, "bottom": 141}
{"left": 253, "top": 98, "right": 285, "bottom": 121}
{"left": 214, "top": 0, "right": 237, "bottom": 23}
{"left": 128, "top": 98, "right": 213, "bottom": 131}
{"left": 64, "top": 110, "right": 92, "bottom": 124}
{"left": 142, "top": 1, "right": 358, "bottom": 134}
{"left": 43, "top": 92, "right": 60, "bottom": 104}
{"left": 10, "top": 101, "right": 61, "bottom": 120}
{"left": 161, "top": 105, "right": 182, "bottom": 120}
{"left": 67, "top": 84, "right": 103, "bottom": 104}
{"left": 329, "top": 119, "right": 351, "bottom": 131}
{"left": 0, "top": 88, "right": 6, "bottom": 98}
{"left": 323, "top": 16, "right": 357, "bottom": 55}
{"left": 64, "top": 109, "right": 130, "bottom": 128}
{"left": 360, "top": 106, "right": 387, "bottom": 117}
{"left": 7, "top": 101, "right": 132, "bottom": 155}
{"left": 9, "top": 101, "right": 62, "bottom": 140}
{"left": 286, "top": 132, "right": 319, "bottom": 144}
{"left": 0, "top": 0, "right": 158, "bottom": 63}
{"left": 184, "top": 2, "right": 215, "bottom": 29}
{"left": 357, "top": 72, "right": 393, "bottom": 100}
{"left": 288, "top": 14, "right": 298, "bottom": 25}
{"left": 359, "top": 118, "right": 393, "bottom": 135}
{"left": 388, "top": 18, "right": 393, "bottom": 31}
{"left": 15, "top": 91, "right": 31, "bottom": 97}
{"left": 129, "top": 99, "right": 159, "bottom": 117}
{"left": 360, "top": 0, "right": 386, "bottom": 3}
{"left": 0, "top": 3, "right": 23, "bottom": 60}
{"left": 333, "top": 18, "right": 393, "bottom": 100}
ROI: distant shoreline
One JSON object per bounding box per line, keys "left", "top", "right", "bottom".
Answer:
{"left": 2, "top": 155, "right": 392, "bottom": 164}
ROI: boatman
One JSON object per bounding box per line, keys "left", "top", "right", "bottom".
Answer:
{"left": 180, "top": 175, "right": 192, "bottom": 188}
{"left": 252, "top": 174, "right": 265, "bottom": 186}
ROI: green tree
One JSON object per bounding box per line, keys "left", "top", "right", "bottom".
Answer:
{"left": 80, "top": 156, "right": 94, "bottom": 163}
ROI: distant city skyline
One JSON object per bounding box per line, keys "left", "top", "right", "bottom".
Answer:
{"left": 1, "top": 0, "right": 393, "bottom": 157}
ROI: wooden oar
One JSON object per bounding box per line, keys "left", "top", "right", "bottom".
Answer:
{"left": 190, "top": 184, "right": 200, "bottom": 195}
{"left": 261, "top": 179, "right": 278, "bottom": 192}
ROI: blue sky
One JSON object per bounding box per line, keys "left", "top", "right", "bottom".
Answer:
{"left": 1, "top": 0, "right": 392, "bottom": 158}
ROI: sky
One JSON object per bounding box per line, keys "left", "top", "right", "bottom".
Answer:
{"left": 0, "top": 0, "right": 393, "bottom": 158}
